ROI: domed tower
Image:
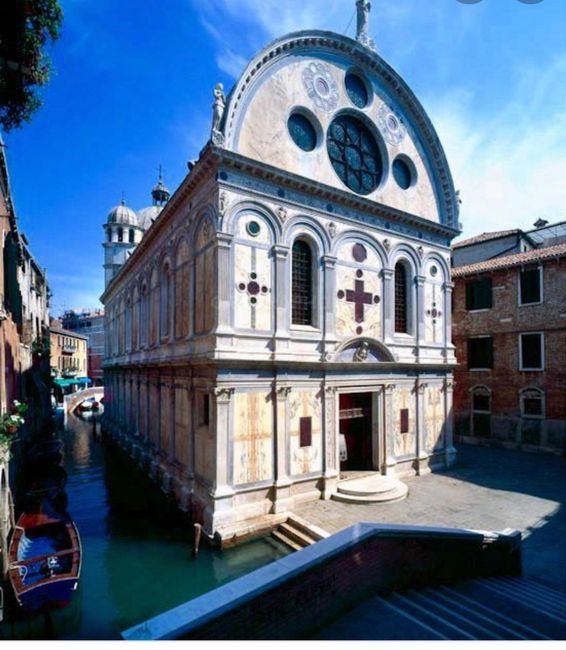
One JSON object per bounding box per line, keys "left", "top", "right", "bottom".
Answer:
{"left": 102, "top": 198, "right": 143, "bottom": 288}
{"left": 137, "top": 167, "right": 170, "bottom": 232}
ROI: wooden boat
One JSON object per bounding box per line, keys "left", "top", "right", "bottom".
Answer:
{"left": 8, "top": 511, "right": 81, "bottom": 610}
{"left": 27, "top": 439, "right": 64, "bottom": 466}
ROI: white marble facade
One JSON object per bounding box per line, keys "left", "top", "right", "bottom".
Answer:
{"left": 102, "top": 26, "right": 459, "bottom": 538}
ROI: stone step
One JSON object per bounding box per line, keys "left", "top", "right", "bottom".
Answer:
{"left": 271, "top": 529, "right": 302, "bottom": 552}
{"left": 278, "top": 522, "right": 316, "bottom": 548}
{"left": 286, "top": 513, "right": 330, "bottom": 541}
{"left": 331, "top": 482, "right": 408, "bottom": 504}
{"left": 337, "top": 474, "right": 402, "bottom": 496}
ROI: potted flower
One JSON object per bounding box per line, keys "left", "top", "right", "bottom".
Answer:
{"left": 0, "top": 400, "right": 28, "bottom": 459}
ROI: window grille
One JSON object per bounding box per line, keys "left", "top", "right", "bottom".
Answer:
{"left": 292, "top": 240, "right": 313, "bottom": 326}
{"left": 394, "top": 263, "right": 408, "bottom": 333}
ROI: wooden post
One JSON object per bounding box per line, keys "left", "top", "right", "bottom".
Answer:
{"left": 193, "top": 523, "right": 202, "bottom": 557}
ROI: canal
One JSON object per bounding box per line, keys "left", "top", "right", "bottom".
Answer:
{"left": 0, "top": 411, "right": 288, "bottom": 640}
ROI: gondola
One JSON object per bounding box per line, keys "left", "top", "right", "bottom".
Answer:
{"left": 7, "top": 510, "right": 81, "bottom": 610}
{"left": 27, "top": 439, "right": 64, "bottom": 466}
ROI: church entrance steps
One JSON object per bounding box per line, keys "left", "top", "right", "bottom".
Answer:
{"left": 331, "top": 474, "right": 408, "bottom": 504}
{"left": 271, "top": 514, "right": 331, "bottom": 552}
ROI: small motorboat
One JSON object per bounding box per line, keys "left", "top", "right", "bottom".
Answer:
{"left": 8, "top": 510, "right": 81, "bottom": 610}
{"left": 27, "top": 439, "right": 64, "bottom": 467}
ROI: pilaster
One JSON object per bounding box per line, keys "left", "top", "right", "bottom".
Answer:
{"left": 444, "top": 378, "right": 457, "bottom": 467}
{"left": 272, "top": 386, "right": 294, "bottom": 513}
{"left": 415, "top": 381, "right": 430, "bottom": 475}
{"left": 212, "top": 387, "right": 235, "bottom": 499}
{"left": 322, "top": 385, "right": 339, "bottom": 498}
{"left": 273, "top": 244, "right": 290, "bottom": 342}
{"left": 443, "top": 281, "right": 455, "bottom": 357}
{"left": 215, "top": 233, "right": 234, "bottom": 334}
{"left": 383, "top": 383, "right": 397, "bottom": 475}
{"left": 415, "top": 275, "right": 426, "bottom": 350}
{"left": 322, "top": 255, "right": 338, "bottom": 345}
{"left": 382, "top": 268, "right": 394, "bottom": 343}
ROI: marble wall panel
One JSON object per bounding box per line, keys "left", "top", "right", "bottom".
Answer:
{"left": 393, "top": 384, "right": 417, "bottom": 457}
{"left": 289, "top": 390, "right": 323, "bottom": 476}
{"left": 336, "top": 265, "right": 381, "bottom": 339}
{"left": 233, "top": 391, "right": 273, "bottom": 485}
{"left": 425, "top": 384, "right": 445, "bottom": 452}
{"left": 174, "top": 386, "right": 191, "bottom": 466}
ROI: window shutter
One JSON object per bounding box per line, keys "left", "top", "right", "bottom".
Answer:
{"left": 300, "top": 417, "right": 312, "bottom": 447}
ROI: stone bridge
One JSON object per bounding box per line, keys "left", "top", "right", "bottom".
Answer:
{"left": 64, "top": 387, "right": 104, "bottom": 422}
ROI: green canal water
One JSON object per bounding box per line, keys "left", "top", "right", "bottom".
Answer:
{"left": 0, "top": 412, "right": 288, "bottom": 640}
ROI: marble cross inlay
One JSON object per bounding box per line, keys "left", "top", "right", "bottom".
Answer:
{"left": 338, "top": 271, "right": 380, "bottom": 324}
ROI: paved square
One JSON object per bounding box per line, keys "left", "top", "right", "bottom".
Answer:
{"left": 294, "top": 445, "right": 566, "bottom": 592}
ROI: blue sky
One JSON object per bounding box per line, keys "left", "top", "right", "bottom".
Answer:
{"left": 3, "top": 0, "right": 565, "bottom": 314}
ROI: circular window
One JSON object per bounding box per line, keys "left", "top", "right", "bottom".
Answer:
{"left": 392, "top": 157, "right": 415, "bottom": 190}
{"left": 345, "top": 73, "right": 369, "bottom": 109}
{"left": 288, "top": 112, "right": 317, "bottom": 152}
{"left": 246, "top": 221, "right": 261, "bottom": 237}
{"left": 327, "top": 114, "right": 383, "bottom": 195}
{"left": 430, "top": 265, "right": 438, "bottom": 277}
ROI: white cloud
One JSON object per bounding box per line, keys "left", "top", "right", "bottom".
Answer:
{"left": 428, "top": 55, "right": 566, "bottom": 239}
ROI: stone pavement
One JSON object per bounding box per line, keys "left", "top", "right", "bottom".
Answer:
{"left": 294, "top": 444, "right": 566, "bottom": 592}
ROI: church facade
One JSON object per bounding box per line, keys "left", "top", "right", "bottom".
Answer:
{"left": 101, "top": 6, "right": 460, "bottom": 540}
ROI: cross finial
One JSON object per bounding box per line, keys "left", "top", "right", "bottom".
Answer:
{"left": 157, "top": 163, "right": 165, "bottom": 181}
{"left": 356, "top": 0, "right": 377, "bottom": 52}
{"left": 121, "top": 190, "right": 126, "bottom": 205}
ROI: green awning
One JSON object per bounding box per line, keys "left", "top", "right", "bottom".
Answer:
{"left": 54, "top": 378, "right": 78, "bottom": 387}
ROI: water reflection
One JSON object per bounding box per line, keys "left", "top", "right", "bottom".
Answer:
{"left": 0, "top": 410, "right": 287, "bottom": 640}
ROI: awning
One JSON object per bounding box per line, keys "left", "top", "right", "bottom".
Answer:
{"left": 53, "top": 378, "right": 76, "bottom": 387}
{"left": 77, "top": 377, "right": 93, "bottom": 385}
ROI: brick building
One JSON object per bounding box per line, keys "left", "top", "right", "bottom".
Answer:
{"left": 452, "top": 223, "right": 566, "bottom": 453}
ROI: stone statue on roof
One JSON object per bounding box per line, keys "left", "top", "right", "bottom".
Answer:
{"left": 356, "top": 0, "right": 377, "bottom": 52}
{"left": 211, "top": 83, "right": 226, "bottom": 146}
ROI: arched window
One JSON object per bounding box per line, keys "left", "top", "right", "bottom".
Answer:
{"left": 471, "top": 385, "right": 491, "bottom": 438}
{"left": 175, "top": 239, "right": 190, "bottom": 339}
{"left": 132, "top": 286, "right": 140, "bottom": 350}
{"left": 292, "top": 239, "right": 313, "bottom": 326}
{"left": 520, "top": 387, "right": 545, "bottom": 418}
{"left": 160, "top": 263, "right": 171, "bottom": 340}
{"left": 129, "top": 229, "right": 135, "bottom": 244}
{"left": 394, "top": 262, "right": 409, "bottom": 334}
{"left": 117, "top": 227, "right": 124, "bottom": 243}
{"left": 125, "top": 298, "right": 132, "bottom": 351}
{"left": 107, "top": 229, "right": 112, "bottom": 242}
{"left": 140, "top": 283, "right": 149, "bottom": 347}
{"left": 149, "top": 269, "right": 159, "bottom": 346}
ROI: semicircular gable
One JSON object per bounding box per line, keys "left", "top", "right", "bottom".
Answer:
{"left": 222, "top": 30, "right": 457, "bottom": 228}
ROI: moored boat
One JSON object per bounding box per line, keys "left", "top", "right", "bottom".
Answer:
{"left": 8, "top": 511, "right": 82, "bottom": 610}
{"left": 27, "top": 439, "right": 64, "bottom": 467}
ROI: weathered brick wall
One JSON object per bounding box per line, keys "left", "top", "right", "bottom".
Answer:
{"left": 178, "top": 531, "right": 521, "bottom": 640}
{"left": 453, "top": 257, "right": 566, "bottom": 450}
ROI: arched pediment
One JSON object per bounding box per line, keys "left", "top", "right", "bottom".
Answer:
{"left": 220, "top": 30, "right": 458, "bottom": 228}
{"left": 332, "top": 337, "right": 396, "bottom": 364}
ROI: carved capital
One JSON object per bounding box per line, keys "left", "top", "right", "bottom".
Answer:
{"left": 415, "top": 275, "right": 426, "bottom": 287}
{"left": 385, "top": 383, "right": 396, "bottom": 394}
{"left": 324, "top": 385, "right": 338, "bottom": 395}
{"left": 215, "top": 232, "right": 234, "bottom": 249}
{"left": 273, "top": 244, "right": 290, "bottom": 261}
{"left": 444, "top": 380, "right": 454, "bottom": 392}
{"left": 276, "top": 386, "right": 292, "bottom": 400}
{"left": 322, "top": 255, "right": 337, "bottom": 269}
{"left": 213, "top": 387, "right": 235, "bottom": 400}
{"left": 417, "top": 382, "right": 428, "bottom": 395}
{"left": 443, "top": 281, "right": 455, "bottom": 292}
{"left": 382, "top": 268, "right": 394, "bottom": 280}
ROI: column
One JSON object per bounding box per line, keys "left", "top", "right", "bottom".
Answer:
{"left": 215, "top": 233, "right": 234, "bottom": 335}
{"left": 416, "top": 381, "right": 430, "bottom": 475}
{"left": 384, "top": 383, "right": 397, "bottom": 475}
{"left": 382, "top": 268, "right": 394, "bottom": 343}
{"left": 444, "top": 378, "right": 457, "bottom": 467}
{"left": 322, "top": 255, "right": 338, "bottom": 350}
{"left": 273, "top": 244, "right": 290, "bottom": 342}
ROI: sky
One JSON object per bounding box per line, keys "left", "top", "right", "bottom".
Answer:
{"left": 3, "top": 0, "right": 566, "bottom": 315}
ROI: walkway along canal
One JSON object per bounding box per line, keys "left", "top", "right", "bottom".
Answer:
{"left": 0, "top": 410, "right": 288, "bottom": 640}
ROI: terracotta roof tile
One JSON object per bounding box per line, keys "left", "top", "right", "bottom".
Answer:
{"left": 452, "top": 242, "right": 566, "bottom": 277}
{"left": 452, "top": 229, "right": 521, "bottom": 248}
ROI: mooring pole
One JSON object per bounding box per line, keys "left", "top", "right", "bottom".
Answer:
{"left": 193, "top": 523, "right": 202, "bottom": 557}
